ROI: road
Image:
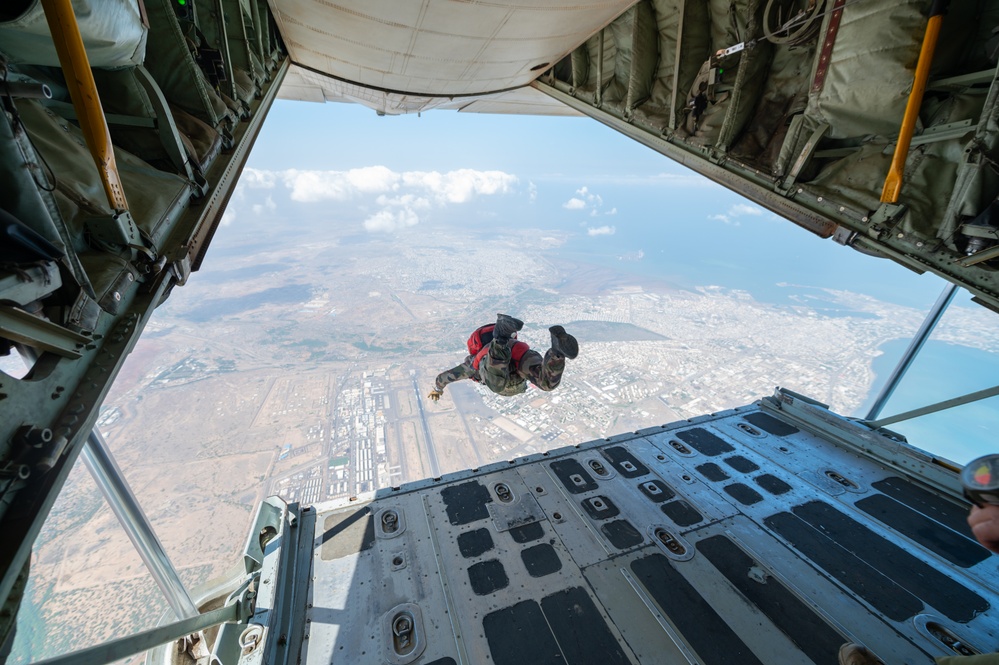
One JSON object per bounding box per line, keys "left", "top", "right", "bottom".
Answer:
{"left": 412, "top": 377, "right": 441, "bottom": 477}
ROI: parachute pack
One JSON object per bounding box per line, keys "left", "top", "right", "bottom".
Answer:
{"left": 467, "top": 324, "right": 529, "bottom": 371}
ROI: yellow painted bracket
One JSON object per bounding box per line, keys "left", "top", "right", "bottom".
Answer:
{"left": 40, "top": 0, "right": 129, "bottom": 212}
{"left": 881, "top": 7, "right": 946, "bottom": 204}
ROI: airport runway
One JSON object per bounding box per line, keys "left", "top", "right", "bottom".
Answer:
{"left": 412, "top": 377, "right": 441, "bottom": 477}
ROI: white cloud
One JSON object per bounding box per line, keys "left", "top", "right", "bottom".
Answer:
{"left": 237, "top": 167, "right": 516, "bottom": 233}
{"left": 587, "top": 225, "right": 616, "bottom": 236}
{"left": 364, "top": 208, "right": 420, "bottom": 232}
{"left": 730, "top": 203, "right": 763, "bottom": 216}
{"left": 241, "top": 168, "right": 278, "bottom": 189}
{"left": 252, "top": 167, "right": 516, "bottom": 203}
{"left": 538, "top": 172, "right": 715, "bottom": 188}
{"left": 708, "top": 203, "right": 765, "bottom": 226}
{"left": 606, "top": 207, "right": 617, "bottom": 216}
{"left": 376, "top": 193, "right": 431, "bottom": 210}
{"left": 401, "top": 169, "right": 517, "bottom": 203}
{"left": 563, "top": 185, "right": 607, "bottom": 213}
{"left": 348, "top": 165, "right": 400, "bottom": 193}
{"left": 220, "top": 207, "right": 236, "bottom": 227}
{"left": 278, "top": 167, "right": 403, "bottom": 202}
{"left": 528, "top": 181, "right": 537, "bottom": 202}
{"left": 251, "top": 196, "right": 278, "bottom": 216}
{"left": 281, "top": 169, "right": 354, "bottom": 202}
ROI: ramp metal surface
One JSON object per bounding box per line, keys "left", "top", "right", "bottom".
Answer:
{"left": 294, "top": 392, "right": 998, "bottom": 664}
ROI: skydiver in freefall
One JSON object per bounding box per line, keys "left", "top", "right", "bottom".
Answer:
{"left": 427, "top": 314, "right": 578, "bottom": 401}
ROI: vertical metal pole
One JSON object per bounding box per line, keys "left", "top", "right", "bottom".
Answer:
{"left": 14, "top": 346, "right": 197, "bottom": 620}
{"left": 669, "top": 0, "right": 686, "bottom": 129}
{"left": 39, "top": 0, "right": 129, "bottom": 211}
{"left": 82, "top": 430, "right": 199, "bottom": 620}
{"left": 880, "top": 0, "right": 949, "bottom": 203}
{"left": 595, "top": 29, "right": 604, "bottom": 108}
{"left": 214, "top": 0, "right": 240, "bottom": 102}
{"left": 864, "top": 282, "right": 959, "bottom": 420}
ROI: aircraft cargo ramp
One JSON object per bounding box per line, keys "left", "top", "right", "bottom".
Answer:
{"left": 162, "top": 388, "right": 998, "bottom": 665}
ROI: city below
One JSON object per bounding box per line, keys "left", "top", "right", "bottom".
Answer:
{"left": 9, "top": 219, "right": 999, "bottom": 663}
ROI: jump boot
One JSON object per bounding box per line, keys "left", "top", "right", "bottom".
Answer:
{"left": 494, "top": 314, "right": 524, "bottom": 343}
{"left": 549, "top": 325, "right": 578, "bottom": 359}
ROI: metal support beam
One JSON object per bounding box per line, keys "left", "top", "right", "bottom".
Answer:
{"left": 0, "top": 305, "right": 88, "bottom": 358}
{"left": 134, "top": 67, "right": 197, "bottom": 182}
{"left": 82, "top": 430, "right": 199, "bottom": 620}
{"left": 595, "top": 30, "right": 604, "bottom": 108}
{"left": 959, "top": 244, "right": 999, "bottom": 267}
{"left": 31, "top": 601, "right": 243, "bottom": 665}
{"left": 864, "top": 282, "right": 958, "bottom": 420}
{"left": 669, "top": 0, "right": 685, "bottom": 129}
{"left": 928, "top": 68, "right": 998, "bottom": 91}
{"left": 0, "top": 262, "right": 62, "bottom": 307}
{"left": 213, "top": 0, "right": 240, "bottom": 103}
{"left": 868, "top": 384, "right": 999, "bottom": 429}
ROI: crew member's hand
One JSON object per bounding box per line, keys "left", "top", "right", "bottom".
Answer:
{"left": 969, "top": 504, "right": 999, "bottom": 554}
{"left": 427, "top": 389, "right": 442, "bottom": 402}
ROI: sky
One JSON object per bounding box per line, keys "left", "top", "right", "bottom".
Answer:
{"left": 231, "top": 98, "right": 999, "bottom": 463}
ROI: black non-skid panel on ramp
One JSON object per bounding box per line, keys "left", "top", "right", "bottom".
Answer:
{"left": 521, "top": 543, "right": 562, "bottom": 578}
{"left": 724, "top": 455, "right": 759, "bottom": 473}
{"left": 457, "top": 527, "right": 494, "bottom": 559}
{"left": 696, "top": 463, "right": 730, "bottom": 482}
{"left": 856, "top": 493, "right": 988, "bottom": 568}
{"left": 871, "top": 476, "right": 975, "bottom": 539}
{"left": 509, "top": 521, "right": 545, "bottom": 543}
{"left": 697, "top": 535, "right": 844, "bottom": 664}
{"left": 468, "top": 559, "right": 509, "bottom": 596}
{"left": 764, "top": 510, "right": 923, "bottom": 621}
{"left": 441, "top": 481, "right": 493, "bottom": 525}
{"left": 766, "top": 501, "right": 988, "bottom": 622}
{"left": 743, "top": 412, "right": 800, "bottom": 436}
{"left": 792, "top": 500, "right": 988, "bottom": 622}
{"left": 483, "top": 587, "right": 630, "bottom": 665}
{"left": 755, "top": 474, "right": 792, "bottom": 495}
{"left": 550, "top": 459, "right": 599, "bottom": 494}
{"left": 601, "top": 445, "right": 649, "bottom": 477}
{"left": 631, "top": 553, "right": 764, "bottom": 665}
{"left": 661, "top": 500, "right": 703, "bottom": 527}
{"left": 601, "top": 519, "right": 644, "bottom": 549}
{"left": 483, "top": 600, "right": 563, "bottom": 665}
{"left": 872, "top": 477, "right": 976, "bottom": 538}
{"left": 724, "top": 483, "right": 763, "bottom": 506}
{"left": 540, "top": 587, "right": 630, "bottom": 664}
{"left": 676, "top": 428, "right": 734, "bottom": 456}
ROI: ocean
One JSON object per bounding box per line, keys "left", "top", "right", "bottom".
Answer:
{"left": 489, "top": 182, "right": 951, "bottom": 311}
{"left": 859, "top": 339, "right": 999, "bottom": 465}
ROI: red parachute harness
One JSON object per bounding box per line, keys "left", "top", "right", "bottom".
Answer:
{"left": 467, "top": 324, "right": 529, "bottom": 372}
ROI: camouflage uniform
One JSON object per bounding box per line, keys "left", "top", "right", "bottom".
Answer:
{"left": 435, "top": 337, "right": 566, "bottom": 397}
